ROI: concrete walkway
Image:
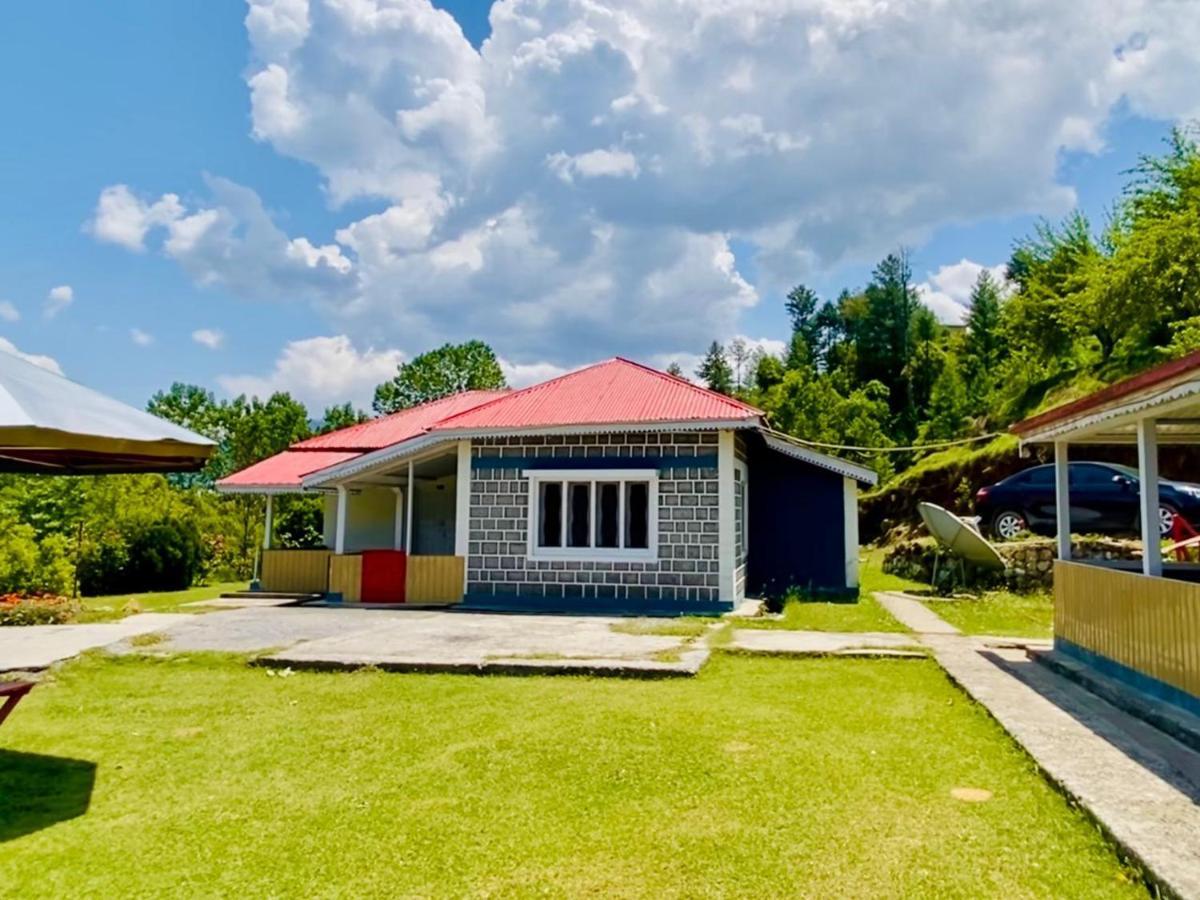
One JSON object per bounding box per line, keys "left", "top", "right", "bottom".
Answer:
{"left": 875, "top": 591, "right": 1200, "bottom": 898}
{"left": 728, "top": 629, "right": 923, "bottom": 658}
{"left": 115, "top": 606, "right": 709, "bottom": 678}
{"left": 0, "top": 614, "right": 183, "bottom": 671}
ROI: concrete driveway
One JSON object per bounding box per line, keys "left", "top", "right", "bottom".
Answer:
{"left": 0, "top": 614, "right": 183, "bottom": 672}
{"left": 117, "top": 606, "right": 709, "bottom": 677}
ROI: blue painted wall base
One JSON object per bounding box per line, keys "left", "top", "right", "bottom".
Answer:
{"left": 1055, "top": 637, "right": 1200, "bottom": 719}
{"left": 459, "top": 592, "right": 733, "bottom": 618}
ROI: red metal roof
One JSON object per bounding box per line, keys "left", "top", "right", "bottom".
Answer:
{"left": 434, "top": 358, "right": 761, "bottom": 431}
{"left": 1012, "top": 348, "right": 1200, "bottom": 437}
{"left": 217, "top": 450, "right": 361, "bottom": 489}
{"left": 218, "top": 359, "right": 763, "bottom": 490}
{"left": 294, "top": 390, "right": 507, "bottom": 450}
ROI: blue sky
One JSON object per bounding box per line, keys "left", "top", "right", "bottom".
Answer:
{"left": 0, "top": 1, "right": 1191, "bottom": 411}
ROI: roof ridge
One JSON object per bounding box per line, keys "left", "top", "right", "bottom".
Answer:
{"left": 609, "top": 356, "right": 764, "bottom": 415}
{"left": 294, "top": 388, "right": 506, "bottom": 449}
{"left": 427, "top": 359, "right": 615, "bottom": 429}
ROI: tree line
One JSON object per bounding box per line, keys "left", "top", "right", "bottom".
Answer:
{"left": 690, "top": 125, "right": 1200, "bottom": 479}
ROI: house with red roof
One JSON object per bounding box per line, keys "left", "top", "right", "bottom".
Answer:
{"left": 218, "top": 358, "right": 876, "bottom": 614}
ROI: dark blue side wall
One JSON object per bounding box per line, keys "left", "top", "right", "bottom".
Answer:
{"left": 747, "top": 442, "right": 850, "bottom": 598}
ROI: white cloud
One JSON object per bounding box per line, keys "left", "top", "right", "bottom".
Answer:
{"left": 130, "top": 328, "right": 155, "bottom": 347}
{"left": 916, "top": 259, "right": 1014, "bottom": 325}
{"left": 498, "top": 357, "right": 574, "bottom": 388}
{"left": 88, "top": 184, "right": 185, "bottom": 251}
{"left": 44, "top": 285, "right": 73, "bottom": 318}
{"left": 192, "top": 328, "right": 225, "bottom": 350}
{"left": 217, "top": 334, "right": 404, "bottom": 410}
{"left": 0, "top": 337, "right": 64, "bottom": 375}
{"left": 92, "top": 0, "right": 1200, "bottom": 373}
{"left": 0, "top": 301, "right": 18, "bottom": 323}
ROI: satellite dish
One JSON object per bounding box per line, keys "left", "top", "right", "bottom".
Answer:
{"left": 918, "top": 502, "right": 1005, "bottom": 571}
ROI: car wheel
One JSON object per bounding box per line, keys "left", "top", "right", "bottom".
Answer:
{"left": 1159, "top": 504, "right": 1178, "bottom": 537}
{"left": 991, "top": 510, "right": 1026, "bottom": 541}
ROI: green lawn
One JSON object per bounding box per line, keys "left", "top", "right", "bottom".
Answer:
{"left": 77, "top": 582, "right": 247, "bottom": 622}
{"left": 927, "top": 590, "right": 1055, "bottom": 638}
{"left": 0, "top": 653, "right": 1141, "bottom": 897}
{"left": 735, "top": 592, "right": 906, "bottom": 633}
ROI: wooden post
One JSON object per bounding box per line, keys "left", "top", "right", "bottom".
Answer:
{"left": 1053, "top": 441, "right": 1070, "bottom": 561}
{"left": 1137, "top": 418, "right": 1162, "bottom": 577}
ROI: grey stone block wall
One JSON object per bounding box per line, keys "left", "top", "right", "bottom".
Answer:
{"left": 466, "top": 431, "right": 724, "bottom": 608}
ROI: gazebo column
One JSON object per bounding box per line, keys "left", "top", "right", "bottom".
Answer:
{"left": 262, "top": 494, "right": 274, "bottom": 550}
{"left": 1137, "top": 417, "right": 1162, "bottom": 577}
{"left": 405, "top": 459, "right": 414, "bottom": 554}
{"left": 334, "top": 485, "right": 348, "bottom": 555}
{"left": 392, "top": 487, "right": 405, "bottom": 550}
{"left": 1053, "top": 442, "right": 1070, "bottom": 560}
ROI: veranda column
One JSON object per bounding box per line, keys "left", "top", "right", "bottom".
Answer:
{"left": 262, "top": 494, "right": 274, "bottom": 550}
{"left": 1137, "top": 417, "right": 1162, "bottom": 577}
{"left": 405, "top": 460, "right": 414, "bottom": 554}
{"left": 393, "top": 487, "right": 404, "bottom": 550}
{"left": 334, "top": 485, "right": 348, "bottom": 555}
{"left": 1053, "top": 441, "right": 1070, "bottom": 561}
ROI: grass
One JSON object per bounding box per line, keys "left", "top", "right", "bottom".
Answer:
{"left": 609, "top": 617, "right": 716, "bottom": 638}
{"left": 0, "top": 652, "right": 1142, "bottom": 897}
{"left": 927, "top": 589, "right": 1055, "bottom": 638}
{"left": 76, "top": 582, "right": 247, "bottom": 622}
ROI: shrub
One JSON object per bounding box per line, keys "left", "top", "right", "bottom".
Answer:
{"left": 0, "top": 592, "right": 79, "bottom": 626}
{"left": 0, "top": 523, "right": 75, "bottom": 596}
{"left": 78, "top": 518, "right": 205, "bottom": 595}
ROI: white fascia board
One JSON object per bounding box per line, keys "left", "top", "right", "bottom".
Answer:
{"left": 302, "top": 417, "right": 762, "bottom": 488}
{"left": 214, "top": 484, "right": 311, "bottom": 496}
{"left": 1016, "top": 379, "right": 1200, "bottom": 444}
{"left": 761, "top": 432, "right": 879, "bottom": 486}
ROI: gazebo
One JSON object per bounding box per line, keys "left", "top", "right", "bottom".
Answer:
{"left": 1012, "top": 349, "right": 1200, "bottom": 718}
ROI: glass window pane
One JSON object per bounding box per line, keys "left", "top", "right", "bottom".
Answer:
{"left": 596, "top": 482, "right": 620, "bottom": 548}
{"left": 539, "top": 482, "right": 562, "bottom": 547}
{"left": 625, "top": 482, "right": 649, "bottom": 549}
{"left": 568, "top": 482, "right": 591, "bottom": 547}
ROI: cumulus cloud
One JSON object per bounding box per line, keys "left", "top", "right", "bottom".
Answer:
{"left": 44, "top": 285, "right": 73, "bottom": 318}
{"left": 916, "top": 259, "right": 1014, "bottom": 325}
{"left": 0, "top": 301, "right": 18, "bottom": 323}
{"left": 88, "top": 185, "right": 185, "bottom": 251}
{"left": 217, "top": 334, "right": 404, "bottom": 410}
{"left": 0, "top": 337, "right": 64, "bottom": 375}
{"left": 90, "top": 0, "right": 1200, "bottom": 372}
{"left": 130, "top": 328, "right": 155, "bottom": 347}
{"left": 192, "top": 328, "right": 225, "bottom": 349}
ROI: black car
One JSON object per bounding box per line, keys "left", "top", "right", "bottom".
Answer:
{"left": 975, "top": 461, "right": 1200, "bottom": 541}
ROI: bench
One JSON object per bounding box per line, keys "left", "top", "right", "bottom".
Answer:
{"left": 0, "top": 681, "right": 34, "bottom": 728}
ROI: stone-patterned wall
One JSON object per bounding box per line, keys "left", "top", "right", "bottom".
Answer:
{"left": 466, "top": 432, "right": 725, "bottom": 608}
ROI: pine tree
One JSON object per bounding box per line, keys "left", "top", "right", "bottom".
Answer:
{"left": 665, "top": 361, "right": 685, "bottom": 378}
{"left": 696, "top": 341, "right": 734, "bottom": 394}
{"left": 918, "top": 354, "right": 970, "bottom": 445}
{"left": 962, "top": 270, "right": 1007, "bottom": 407}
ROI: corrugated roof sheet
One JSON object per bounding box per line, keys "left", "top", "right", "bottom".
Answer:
{"left": 217, "top": 450, "right": 361, "bottom": 489}
{"left": 295, "top": 390, "right": 507, "bottom": 450}
{"left": 434, "top": 358, "right": 761, "bottom": 431}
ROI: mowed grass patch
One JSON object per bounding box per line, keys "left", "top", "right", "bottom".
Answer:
{"left": 737, "top": 592, "right": 906, "bottom": 633}
{"left": 929, "top": 590, "right": 1055, "bottom": 638}
{"left": 0, "top": 654, "right": 1141, "bottom": 897}
{"left": 77, "top": 582, "right": 247, "bottom": 622}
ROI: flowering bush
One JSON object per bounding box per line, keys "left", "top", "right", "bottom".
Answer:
{"left": 0, "top": 592, "right": 79, "bottom": 626}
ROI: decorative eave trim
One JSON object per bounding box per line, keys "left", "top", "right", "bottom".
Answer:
{"left": 302, "top": 417, "right": 762, "bottom": 488}
{"left": 760, "top": 432, "right": 879, "bottom": 486}
{"left": 1013, "top": 378, "right": 1200, "bottom": 444}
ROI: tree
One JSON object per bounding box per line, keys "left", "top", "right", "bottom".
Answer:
{"left": 319, "top": 403, "right": 369, "bottom": 433}
{"left": 918, "top": 354, "right": 970, "bottom": 446}
{"left": 784, "top": 284, "right": 822, "bottom": 368}
{"left": 855, "top": 251, "right": 921, "bottom": 432}
{"left": 962, "top": 270, "right": 1007, "bottom": 406}
{"left": 728, "top": 337, "right": 751, "bottom": 390}
{"left": 665, "top": 361, "right": 685, "bottom": 378}
{"left": 696, "top": 341, "right": 734, "bottom": 394}
{"left": 373, "top": 340, "right": 506, "bottom": 414}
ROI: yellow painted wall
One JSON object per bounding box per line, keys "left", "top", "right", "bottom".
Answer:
{"left": 260, "top": 549, "right": 331, "bottom": 593}
{"left": 329, "top": 553, "right": 363, "bottom": 603}
{"left": 1055, "top": 561, "right": 1200, "bottom": 699}
{"left": 406, "top": 555, "right": 464, "bottom": 604}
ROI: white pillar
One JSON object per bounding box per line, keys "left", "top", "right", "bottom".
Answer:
{"left": 1137, "top": 417, "right": 1162, "bottom": 577}
{"left": 393, "top": 487, "right": 405, "bottom": 550}
{"left": 262, "top": 494, "right": 274, "bottom": 550}
{"left": 1053, "top": 441, "right": 1071, "bottom": 561}
{"left": 405, "top": 459, "right": 414, "bottom": 554}
{"left": 334, "top": 485, "right": 348, "bottom": 555}
{"left": 717, "top": 430, "right": 736, "bottom": 602}
{"left": 843, "top": 477, "right": 859, "bottom": 589}
{"left": 455, "top": 440, "right": 472, "bottom": 596}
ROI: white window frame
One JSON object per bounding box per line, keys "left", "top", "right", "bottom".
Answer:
{"left": 524, "top": 468, "right": 659, "bottom": 562}
{"left": 734, "top": 458, "right": 749, "bottom": 563}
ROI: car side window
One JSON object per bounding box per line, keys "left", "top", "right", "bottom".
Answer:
{"left": 1023, "top": 467, "right": 1054, "bottom": 486}
{"left": 1071, "top": 464, "right": 1116, "bottom": 486}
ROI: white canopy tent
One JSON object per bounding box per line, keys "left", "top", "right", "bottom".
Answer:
{"left": 0, "top": 349, "right": 214, "bottom": 474}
